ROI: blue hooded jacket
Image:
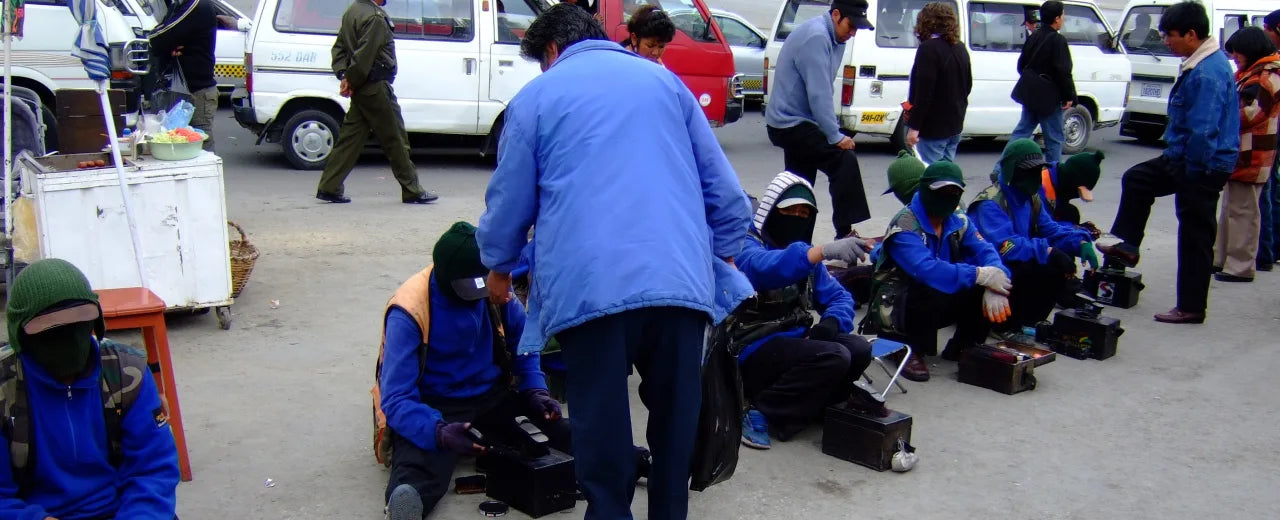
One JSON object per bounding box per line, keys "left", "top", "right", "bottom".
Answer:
{"left": 883, "top": 195, "right": 1010, "bottom": 294}
{"left": 0, "top": 340, "right": 179, "bottom": 520}
{"left": 478, "top": 40, "right": 753, "bottom": 348}
{"left": 968, "top": 184, "right": 1093, "bottom": 264}
{"left": 1163, "top": 41, "right": 1240, "bottom": 176}
{"left": 380, "top": 274, "right": 544, "bottom": 452}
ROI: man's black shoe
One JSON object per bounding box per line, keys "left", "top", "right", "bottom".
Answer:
{"left": 316, "top": 190, "right": 351, "bottom": 203}
{"left": 846, "top": 380, "right": 888, "bottom": 418}
{"left": 403, "top": 191, "right": 440, "bottom": 204}
{"left": 1256, "top": 262, "right": 1273, "bottom": 272}
{"left": 1097, "top": 242, "right": 1140, "bottom": 268}
{"left": 1214, "top": 272, "right": 1253, "bottom": 283}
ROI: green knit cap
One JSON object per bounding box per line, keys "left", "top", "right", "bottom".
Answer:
{"left": 920, "top": 160, "right": 966, "bottom": 189}
{"left": 885, "top": 150, "right": 926, "bottom": 205}
{"left": 999, "top": 138, "right": 1046, "bottom": 185}
{"left": 432, "top": 221, "right": 486, "bottom": 285}
{"left": 5, "top": 258, "right": 103, "bottom": 353}
{"left": 1058, "top": 150, "right": 1105, "bottom": 191}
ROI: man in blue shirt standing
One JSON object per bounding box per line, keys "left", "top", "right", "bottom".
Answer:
{"left": 1099, "top": 1, "right": 1240, "bottom": 324}
{"left": 476, "top": 5, "right": 753, "bottom": 520}
{"left": 765, "top": 0, "right": 875, "bottom": 240}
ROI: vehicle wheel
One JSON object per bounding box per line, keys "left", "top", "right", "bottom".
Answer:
{"left": 1062, "top": 105, "right": 1093, "bottom": 156}
{"left": 282, "top": 109, "right": 340, "bottom": 170}
{"left": 484, "top": 115, "right": 504, "bottom": 162}
{"left": 888, "top": 119, "right": 908, "bottom": 153}
{"left": 216, "top": 306, "right": 232, "bottom": 330}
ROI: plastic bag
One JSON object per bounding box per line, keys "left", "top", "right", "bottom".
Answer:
{"left": 689, "top": 318, "right": 745, "bottom": 491}
{"left": 162, "top": 99, "right": 195, "bottom": 130}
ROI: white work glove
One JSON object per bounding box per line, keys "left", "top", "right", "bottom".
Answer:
{"left": 822, "top": 236, "right": 872, "bottom": 264}
{"left": 975, "top": 266, "right": 1012, "bottom": 295}
{"left": 982, "top": 289, "right": 1011, "bottom": 324}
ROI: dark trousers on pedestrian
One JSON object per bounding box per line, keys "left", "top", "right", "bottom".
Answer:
{"left": 1257, "top": 154, "right": 1280, "bottom": 267}
{"left": 384, "top": 384, "right": 572, "bottom": 516}
{"left": 766, "top": 122, "right": 871, "bottom": 237}
{"left": 901, "top": 282, "right": 990, "bottom": 356}
{"left": 1005, "top": 251, "right": 1075, "bottom": 328}
{"left": 740, "top": 333, "right": 872, "bottom": 440}
{"left": 317, "top": 80, "right": 425, "bottom": 200}
{"left": 556, "top": 307, "right": 707, "bottom": 520}
{"left": 1110, "top": 156, "right": 1226, "bottom": 314}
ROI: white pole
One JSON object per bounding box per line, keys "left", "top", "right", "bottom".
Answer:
{"left": 3, "top": 29, "right": 12, "bottom": 257}
{"left": 98, "top": 82, "right": 147, "bottom": 287}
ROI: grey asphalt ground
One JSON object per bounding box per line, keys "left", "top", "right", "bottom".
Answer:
{"left": 145, "top": 101, "right": 1280, "bottom": 519}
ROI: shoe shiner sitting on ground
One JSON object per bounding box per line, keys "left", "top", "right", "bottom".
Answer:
{"left": 831, "top": 151, "right": 928, "bottom": 303}
{"left": 0, "top": 258, "right": 180, "bottom": 519}
{"left": 1043, "top": 150, "right": 1106, "bottom": 233}
{"left": 375, "top": 222, "right": 570, "bottom": 519}
{"left": 967, "top": 138, "right": 1099, "bottom": 337}
{"left": 868, "top": 161, "right": 1013, "bottom": 382}
{"left": 735, "top": 173, "right": 884, "bottom": 450}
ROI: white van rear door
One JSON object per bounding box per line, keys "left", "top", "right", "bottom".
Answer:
{"left": 965, "top": 1, "right": 1032, "bottom": 134}
{"left": 485, "top": 0, "right": 544, "bottom": 124}
{"left": 764, "top": 0, "right": 829, "bottom": 106}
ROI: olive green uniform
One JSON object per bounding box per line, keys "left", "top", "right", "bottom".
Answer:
{"left": 317, "top": 0, "right": 426, "bottom": 200}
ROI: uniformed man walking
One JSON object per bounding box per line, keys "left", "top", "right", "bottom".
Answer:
{"left": 316, "top": 0, "right": 438, "bottom": 204}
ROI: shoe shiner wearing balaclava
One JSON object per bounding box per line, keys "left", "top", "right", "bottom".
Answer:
{"left": 733, "top": 172, "right": 883, "bottom": 450}
{"left": 1047, "top": 150, "right": 1105, "bottom": 229}
{"left": 872, "top": 160, "right": 1011, "bottom": 382}
{"left": 968, "top": 138, "right": 1098, "bottom": 332}
{"left": 378, "top": 221, "right": 577, "bottom": 519}
{"left": 1, "top": 258, "right": 179, "bottom": 519}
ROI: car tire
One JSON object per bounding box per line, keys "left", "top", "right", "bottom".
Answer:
{"left": 282, "top": 109, "right": 340, "bottom": 170}
{"left": 1062, "top": 105, "right": 1093, "bottom": 156}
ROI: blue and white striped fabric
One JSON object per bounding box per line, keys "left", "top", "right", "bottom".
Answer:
{"left": 67, "top": 0, "right": 111, "bottom": 81}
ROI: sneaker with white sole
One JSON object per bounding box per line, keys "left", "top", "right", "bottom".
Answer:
{"left": 386, "top": 484, "right": 423, "bottom": 520}
{"left": 740, "top": 409, "right": 771, "bottom": 450}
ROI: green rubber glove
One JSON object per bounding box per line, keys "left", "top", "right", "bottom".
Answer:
{"left": 1080, "top": 242, "right": 1100, "bottom": 271}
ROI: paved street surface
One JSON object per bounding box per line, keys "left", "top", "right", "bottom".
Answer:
{"left": 141, "top": 104, "right": 1280, "bottom": 519}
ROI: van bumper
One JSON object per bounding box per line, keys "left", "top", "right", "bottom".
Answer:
{"left": 232, "top": 92, "right": 264, "bottom": 132}
{"left": 1119, "top": 111, "right": 1166, "bottom": 138}
{"left": 724, "top": 97, "right": 744, "bottom": 125}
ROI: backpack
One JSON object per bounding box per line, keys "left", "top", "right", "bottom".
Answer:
{"left": 371, "top": 270, "right": 510, "bottom": 466}
{"left": 861, "top": 208, "right": 969, "bottom": 338}
{"left": 0, "top": 339, "right": 149, "bottom": 497}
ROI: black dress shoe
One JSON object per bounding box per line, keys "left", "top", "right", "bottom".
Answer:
{"left": 1256, "top": 262, "right": 1274, "bottom": 272}
{"left": 403, "top": 191, "right": 440, "bottom": 204}
{"left": 1097, "top": 242, "right": 1140, "bottom": 268}
{"left": 315, "top": 190, "right": 351, "bottom": 203}
{"left": 1153, "top": 307, "right": 1205, "bottom": 324}
{"left": 1214, "top": 272, "right": 1253, "bottom": 283}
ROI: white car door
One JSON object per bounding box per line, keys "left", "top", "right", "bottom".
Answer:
{"left": 384, "top": 0, "right": 482, "bottom": 134}
{"left": 485, "top": 0, "right": 544, "bottom": 125}
{"left": 210, "top": 0, "right": 249, "bottom": 89}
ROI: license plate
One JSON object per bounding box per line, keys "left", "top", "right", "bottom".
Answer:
{"left": 860, "top": 111, "right": 887, "bottom": 124}
{"left": 1140, "top": 82, "right": 1162, "bottom": 98}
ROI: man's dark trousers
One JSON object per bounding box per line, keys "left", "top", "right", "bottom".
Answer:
{"left": 740, "top": 333, "right": 872, "bottom": 439}
{"left": 317, "top": 80, "right": 426, "bottom": 200}
{"left": 1004, "top": 250, "right": 1075, "bottom": 328}
{"left": 900, "top": 282, "right": 990, "bottom": 356}
{"left": 766, "top": 122, "right": 871, "bottom": 237}
{"left": 1110, "top": 156, "right": 1226, "bottom": 314}
{"left": 557, "top": 306, "right": 706, "bottom": 520}
{"left": 385, "top": 384, "right": 571, "bottom": 515}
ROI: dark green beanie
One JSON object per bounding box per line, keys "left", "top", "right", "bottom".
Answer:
{"left": 999, "top": 138, "right": 1046, "bottom": 186}
{"left": 1058, "top": 150, "right": 1105, "bottom": 191}
{"left": 6, "top": 258, "right": 103, "bottom": 353}
{"left": 432, "top": 221, "right": 486, "bottom": 288}
{"left": 885, "top": 150, "right": 926, "bottom": 205}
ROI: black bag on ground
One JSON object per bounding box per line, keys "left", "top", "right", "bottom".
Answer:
{"left": 689, "top": 318, "right": 745, "bottom": 491}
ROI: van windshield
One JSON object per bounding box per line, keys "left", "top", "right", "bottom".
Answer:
{"left": 1119, "top": 5, "right": 1172, "bottom": 57}
{"left": 875, "top": 0, "right": 957, "bottom": 49}
{"left": 774, "top": 0, "right": 829, "bottom": 42}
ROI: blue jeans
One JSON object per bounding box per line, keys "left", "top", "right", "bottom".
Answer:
{"left": 916, "top": 135, "right": 961, "bottom": 164}
{"left": 1259, "top": 155, "right": 1280, "bottom": 266}
{"left": 995, "top": 106, "right": 1066, "bottom": 177}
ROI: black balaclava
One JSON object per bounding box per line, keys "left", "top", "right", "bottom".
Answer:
{"left": 23, "top": 320, "right": 97, "bottom": 379}
{"left": 762, "top": 184, "right": 818, "bottom": 248}
{"left": 917, "top": 161, "right": 966, "bottom": 218}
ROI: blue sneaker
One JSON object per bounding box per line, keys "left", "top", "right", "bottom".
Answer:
{"left": 741, "top": 409, "right": 771, "bottom": 450}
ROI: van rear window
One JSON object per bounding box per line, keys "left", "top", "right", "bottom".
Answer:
{"left": 774, "top": 0, "right": 830, "bottom": 42}
{"left": 273, "top": 0, "right": 476, "bottom": 42}
{"left": 875, "top": 0, "right": 957, "bottom": 49}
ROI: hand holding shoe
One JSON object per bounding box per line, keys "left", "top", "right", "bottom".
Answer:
{"left": 982, "top": 289, "right": 1011, "bottom": 323}
{"left": 436, "top": 422, "right": 485, "bottom": 456}
{"left": 807, "top": 316, "right": 841, "bottom": 341}
{"left": 522, "top": 389, "right": 562, "bottom": 421}
{"left": 975, "top": 266, "right": 1012, "bottom": 295}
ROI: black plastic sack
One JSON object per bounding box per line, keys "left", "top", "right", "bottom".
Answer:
{"left": 147, "top": 61, "right": 194, "bottom": 114}
{"left": 689, "top": 319, "right": 745, "bottom": 491}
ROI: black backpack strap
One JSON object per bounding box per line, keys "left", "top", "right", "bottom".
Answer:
{"left": 98, "top": 340, "right": 149, "bottom": 468}
{"left": 0, "top": 345, "right": 34, "bottom": 497}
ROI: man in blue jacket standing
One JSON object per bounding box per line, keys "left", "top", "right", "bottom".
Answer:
{"left": 1098, "top": 1, "right": 1240, "bottom": 324}
{"left": 476, "top": 5, "right": 752, "bottom": 520}
{"left": 379, "top": 222, "right": 566, "bottom": 520}
{"left": 736, "top": 173, "right": 882, "bottom": 450}
{"left": 969, "top": 139, "right": 1098, "bottom": 334}
{"left": 0, "top": 259, "right": 179, "bottom": 519}
{"left": 871, "top": 162, "right": 1013, "bottom": 381}
{"left": 765, "top": 0, "right": 875, "bottom": 239}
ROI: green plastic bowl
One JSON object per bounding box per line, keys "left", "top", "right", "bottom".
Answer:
{"left": 149, "top": 138, "right": 205, "bottom": 161}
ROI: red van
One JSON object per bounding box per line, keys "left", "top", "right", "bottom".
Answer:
{"left": 597, "top": 0, "right": 744, "bottom": 127}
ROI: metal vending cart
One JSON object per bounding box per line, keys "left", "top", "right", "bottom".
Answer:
{"left": 13, "top": 150, "right": 236, "bottom": 328}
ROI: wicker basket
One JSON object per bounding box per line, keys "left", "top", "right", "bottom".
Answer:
{"left": 228, "top": 221, "right": 259, "bottom": 298}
